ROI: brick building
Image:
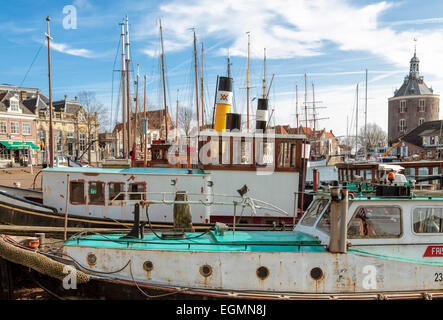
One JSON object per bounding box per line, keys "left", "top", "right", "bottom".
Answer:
{"left": 388, "top": 51, "right": 440, "bottom": 144}
{"left": 0, "top": 86, "right": 41, "bottom": 167}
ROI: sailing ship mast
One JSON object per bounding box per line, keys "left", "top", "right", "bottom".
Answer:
{"left": 296, "top": 84, "right": 299, "bottom": 134}
{"left": 120, "top": 22, "right": 127, "bottom": 158}
{"left": 364, "top": 69, "right": 368, "bottom": 157}
{"left": 45, "top": 16, "right": 54, "bottom": 168}
{"left": 246, "top": 32, "right": 250, "bottom": 131}
{"left": 134, "top": 64, "right": 139, "bottom": 151}
{"left": 176, "top": 89, "right": 179, "bottom": 142}
{"left": 201, "top": 42, "right": 205, "bottom": 129}
{"left": 193, "top": 29, "right": 200, "bottom": 132}
{"left": 143, "top": 75, "right": 147, "bottom": 167}
{"left": 355, "top": 83, "right": 359, "bottom": 157}
{"left": 125, "top": 15, "right": 131, "bottom": 155}
{"left": 262, "top": 48, "right": 266, "bottom": 98}
{"left": 159, "top": 19, "right": 168, "bottom": 140}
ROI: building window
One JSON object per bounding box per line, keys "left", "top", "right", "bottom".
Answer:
{"left": 419, "top": 100, "right": 425, "bottom": 112}
{"left": 22, "top": 123, "right": 31, "bottom": 135}
{"left": 70, "top": 181, "right": 85, "bottom": 204}
{"left": 0, "top": 148, "right": 10, "bottom": 160}
{"left": 419, "top": 118, "right": 425, "bottom": 126}
{"left": 0, "top": 122, "right": 6, "bottom": 134}
{"left": 400, "top": 100, "right": 406, "bottom": 113}
{"left": 39, "top": 111, "right": 46, "bottom": 118}
{"left": 10, "top": 99, "right": 19, "bottom": 112}
{"left": 413, "top": 207, "right": 443, "bottom": 233}
{"left": 399, "top": 119, "right": 406, "bottom": 132}
{"left": 10, "top": 122, "right": 19, "bottom": 134}
{"left": 348, "top": 206, "right": 402, "bottom": 238}
{"left": 89, "top": 182, "right": 105, "bottom": 205}
{"left": 56, "top": 131, "right": 63, "bottom": 152}
{"left": 79, "top": 133, "right": 86, "bottom": 151}
{"left": 109, "top": 183, "right": 125, "bottom": 201}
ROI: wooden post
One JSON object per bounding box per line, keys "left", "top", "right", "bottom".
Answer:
{"left": 159, "top": 19, "right": 168, "bottom": 141}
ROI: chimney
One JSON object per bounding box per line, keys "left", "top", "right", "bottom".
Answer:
{"left": 74, "top": 96, "right": 78, "bottom": 101}
{"left": 20, "top": 91, "right": 27, "bottom": 100}
{"left": 64, "top": 94, "right": 67, "bottom": 101}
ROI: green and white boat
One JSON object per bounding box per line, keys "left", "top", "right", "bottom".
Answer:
{"left": 3, "top": 176, "right": 442, "bottom": 300}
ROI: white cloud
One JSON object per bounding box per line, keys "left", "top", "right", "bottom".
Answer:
{"left": 50, "top": 40, "right": 95, "bottom": 58}
{"left": 132, "top": 0, "right": 443, "bottom": 136}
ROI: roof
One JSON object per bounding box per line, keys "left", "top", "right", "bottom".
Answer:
{"left": 394, "top": 120, "right": 443, "bottom": 147}
{"left": 52, "top": 99, "right": 82, "bottom": 114}
{"left": 0, "top": 90, "right": 37, "bottom": 115}
{"left": 42, "top": 166, "right": 208, "bottom": 176}
{"left": 393, "top": 78, "right": 433, "bottom": 97}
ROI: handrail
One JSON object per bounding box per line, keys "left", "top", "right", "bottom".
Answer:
{"left": 109, "top": 191, "right": 289, "bottom": 216}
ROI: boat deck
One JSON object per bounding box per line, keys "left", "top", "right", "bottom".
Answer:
{"left": 65, "top": 230, "right": 326, "bottom": 253}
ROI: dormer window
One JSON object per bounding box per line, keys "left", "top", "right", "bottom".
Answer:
{"left": 9, "top": 98, "right": 20, "bottom": 112}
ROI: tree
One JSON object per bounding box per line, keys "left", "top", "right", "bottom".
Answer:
{"left": 177, "top": 106, "right": 194, "bottom": 136}
{"left": 77, "top": 91, "right": 107, "bottom": 163}
{"left": 358, "top": 123, "right": 387, "bottom": 152}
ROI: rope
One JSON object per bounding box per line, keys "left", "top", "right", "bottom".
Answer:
{"left": 20, "top": 44, "right": 43, "bottom": 87}
{"left": 0, "top": 235, "right": 89, "bottom": 284}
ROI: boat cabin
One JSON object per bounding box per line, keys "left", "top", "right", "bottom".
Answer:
{"left": 295, "top": 186, "right": 443, "bottom": 263}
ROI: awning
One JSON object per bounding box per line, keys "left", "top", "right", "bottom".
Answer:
{"left": 0, "top": 141, "right": 39, "bottom": 150}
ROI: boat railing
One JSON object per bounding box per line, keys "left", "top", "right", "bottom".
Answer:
{"left": 109, "top": 191, "right": 289, "bottom": 216}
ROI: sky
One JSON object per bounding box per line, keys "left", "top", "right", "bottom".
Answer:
{"left": 1, "top": 0, "right": 443, "bottom": 139}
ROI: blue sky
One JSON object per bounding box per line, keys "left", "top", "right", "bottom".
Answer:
{"left": 1, "top": 0, "right": 443, "bottom": 138}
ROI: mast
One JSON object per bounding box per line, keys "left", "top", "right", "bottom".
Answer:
{"left": 355, "top": 83, "right": 359, "bottom": 157}
{"left": 262, "top": 48, "right": 266, "bottom": 98}
{"left": 312, "top": 82, "right": 316, "bottom": 140}
{"left": 125, "top": 15, "right": 131, "bottom": 155}
{"left": 201, "top": 42, "right": 205, "bottom": 129}
{"left": 364, "top": 69, "right": 368, "bottom": 157}
{"left": 143, "top": 75, "right": 147, "bottom": 167}
{"left": 159, "top": 19, "right": 168, "bottom": 140}
{"left": 296, "top": 84, "right": 299, "bottom": 134}
{"left": 193, "top": 29, "right": 200, "bottom": 132}
{"left": 134, "top": 64, "right": 139, "bottom": 151}
{"left": 227, "top": 50, "right": 231, "bottom": 78}
{"left": 120, "top": 22, "right": 127, "bottom": 158}
{"left": 45, "top": 16, "right": 54, "bottom": 168}
{"left": 246, "top": 32, "right": 250, "bottom": 131}
{"left": 176, "top": 89, "right": 179, "bottom": 142}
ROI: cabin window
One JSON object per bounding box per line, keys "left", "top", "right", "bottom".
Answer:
{"left": 300, "top": 199, "right": 329, "bottom": 226}
{"left": 70, "top": 181, "right": 85, "bottom": 204}
{"left": 129, "top": 183, "right": 146, "bottom": 201}
{"left": 88, "top": 182, "right": 105, "bottom": 205}
{"left": 256, "top": 140, "right": 274, "bottom": 166}
{"left": 348, "top": 206, "right": 402, "bottom": 238}
{"left": 109, "top": 183, "right": 125, "bottom": 201}
{"left": 277, "top": 142, "right": 297, "bottom": 168}
{"left": 232, "top": 138, "right": 252, "bottom": 165}
{"left": 316, "top": 205, "right": 331, "bottom": 233}
{"left": 413, "top": 207, "right": 443, "bottom": 234}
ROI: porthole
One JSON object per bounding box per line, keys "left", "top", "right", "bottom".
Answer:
{"left": 143, "top": 261, "right": 153, "bottom": 272}
{"left": 310, "top": 267, "right": 324, "bottom": 280}
{"left": 86, "top": 253, "right": 97, "bottom": 266}
{"left": 200, "top": 264, "right": 212, "bottom": 277}
{"left": 256, "top": 266, "right": 269, "bottom": 280}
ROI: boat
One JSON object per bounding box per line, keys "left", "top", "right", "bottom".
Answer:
{"left": 0, "top": 17, "right": 311, "bottom": 233}
{"left": 1, "top": 177, "right": 442, "bottom": 300}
